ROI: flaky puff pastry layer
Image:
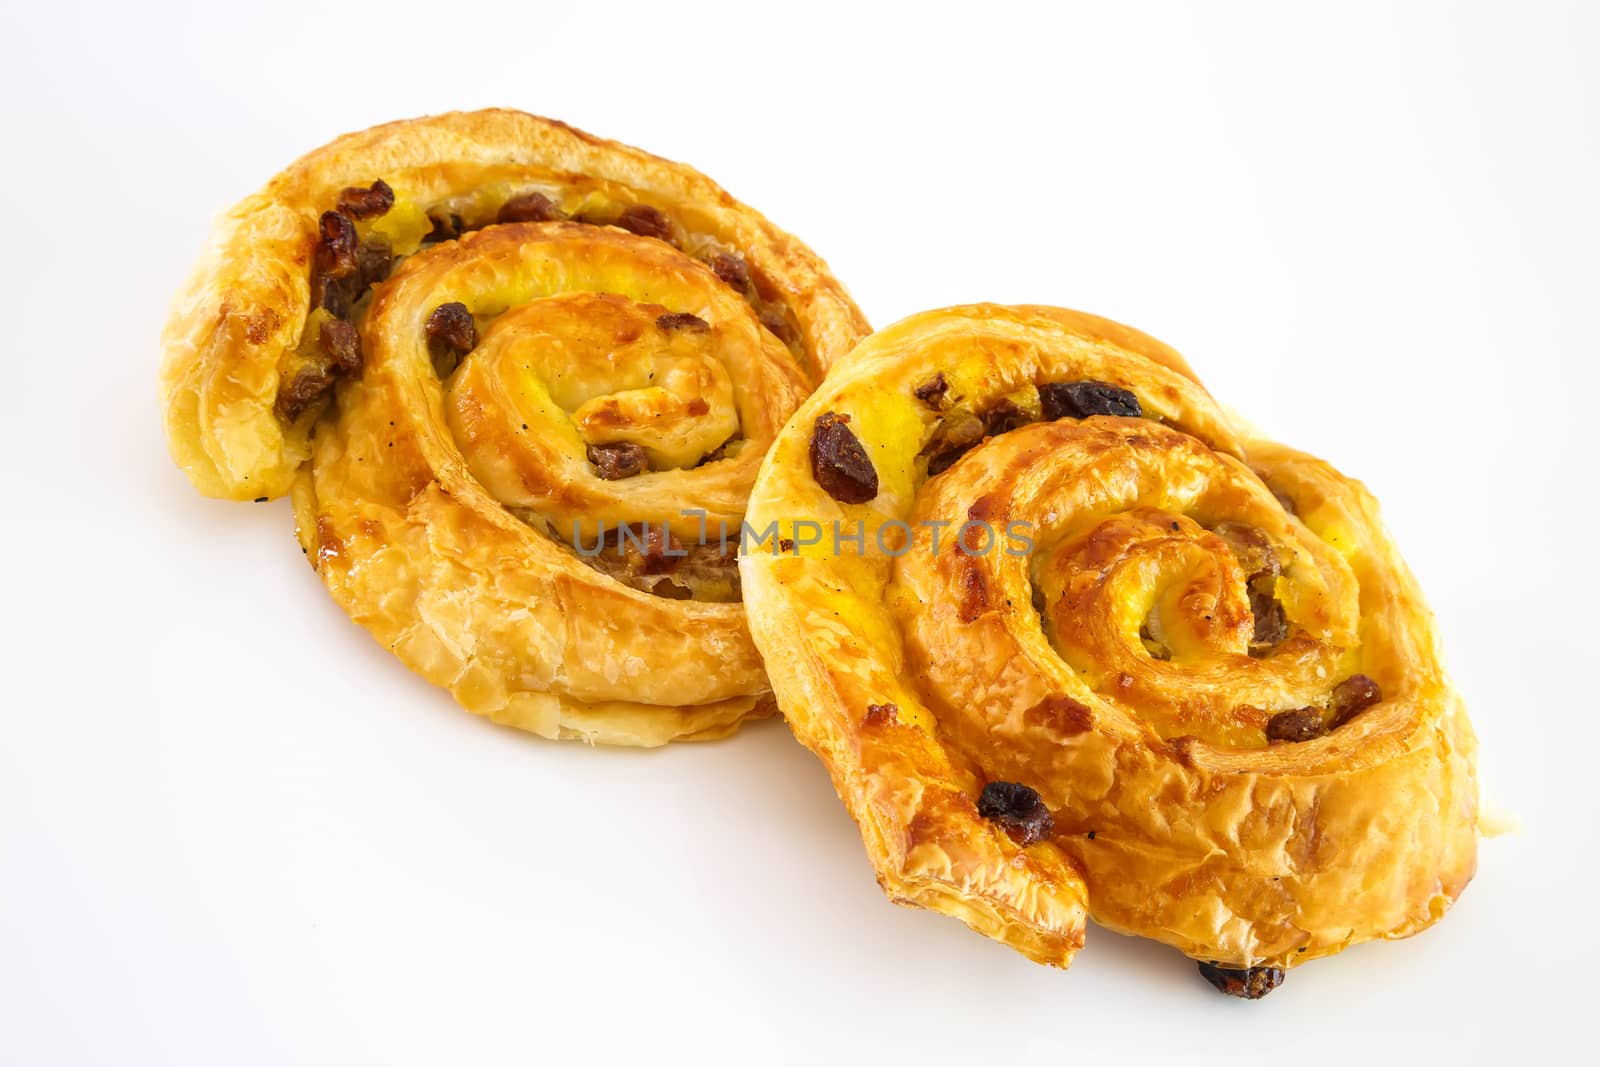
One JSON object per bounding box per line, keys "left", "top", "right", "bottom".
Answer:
{"left": 159, "top": 111, "right": 869, "bottom": 745}
{"left": 161, "top": 109, "right": 867, "bottom": 500}
{"left": 740, "top": 305, "right": 1477, "bottom": 970}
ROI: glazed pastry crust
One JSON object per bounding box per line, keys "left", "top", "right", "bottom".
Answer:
{"left": 160, "top": 111, "right": 869, "bottom": 745}
{"left": 161, "top": 109, "right": 867, "bottom": 501}
{"left": 740, "top": 304, "right": 1477, "bottom": 967}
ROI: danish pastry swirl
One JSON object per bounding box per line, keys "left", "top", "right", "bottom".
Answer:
{"left": 740, "top": 305, "right": 1477, "bottom": 976}
{"left": 159, "top": 111, "right": 868, "bottom": 744}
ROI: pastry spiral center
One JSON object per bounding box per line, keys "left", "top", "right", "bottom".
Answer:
{"left": 337, "top": 222, "right": 810, "bottom": 603}
{"left": 450, "top": 292, "right": 739, "bottom": 474}
{"left": 893, "top": 419, "right": 1362, "bottom": 756}
{"left": 1038, "top": 509, "right": 1258, "bottom": 666}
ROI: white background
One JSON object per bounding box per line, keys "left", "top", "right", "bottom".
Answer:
{"left": 2, "top": 1, "right": 1595, "bottom": 1063}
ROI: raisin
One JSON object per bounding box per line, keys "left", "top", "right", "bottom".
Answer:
{"left": 1265, "top": 707, "right": 1325, "bottom": 743}
{"left": 977, "top": 781, "right": 1054, "bottom": 846}
{"left": 335, "top": 179, "right": 394, "bottom": 220}
{"left": 921, "top": 408, "right": 985, "bottom": 476}
{"left": 1213, "top": 521, "right": 1281, "bottom": 584}
{"left": 614, "top": 204, "right": 674, "bottom": 243}
{"left": 274, "top": 367, "right": 335, "bottom": 422}
{"left": 1221, "top": 521, "right": 1288, "bottom": 657}
{"left": 598, "top": 525, "right": 706, "bottom": 588}
{"left": 633, "top": 525, "right": 683, "bottom": 573}
{"left": 422, "top": 210, "right": 466, "bottom": 243}
{"left": 1197, "top": 962, "right": 1285, "bottom": 1000}
{"left": 1038, "top": 380, "right": 1142, "bottom": 420}
{"left": 1330, "top": 674, "right": 1382, "bottom": 723}
{"left": 356, "top": 234, "right": 393, "bottom": 289}
{"left": 757, "top": 303, "right": 797, "bottom": 345}
{"left": 913, "top": 373, "right": 950, "bottom": 408}
{"left": 707, "top": 251, "right": 752, "bottom": 292}
{"left": 656, "top": 312, "right": 710, "bottom": 333}
{"left": 497, "top": 192, "right": 563, "bottom": 224}
{"left": 315, "top": 211, "right": 360, "bottom": 279}
{"left": 982, "top": 399, "right": 1029, "bottom": 436}
{"left": 318, "top": 318, "right": 362, "bottom": 376}
{"left": 425, "top": 302, "right": 476, "bottom": 361}
{"left": 310, "top": 271, "right": 347, "bottom": 317}
{"left": 314, "top": 233, "right": 390, "bottom": 316}
{"left": 588, "top": 442, "right": 650, "bottom": 480}
{"left": 809, "top": 412, "right": 879, "bottom": 504}
{"left": 1248, "top": 589, "right": 1289, "bottom": 654}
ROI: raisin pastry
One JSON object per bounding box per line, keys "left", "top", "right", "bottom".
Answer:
{"left": 739, "top": 304, "right": 1478, "bottom": 990}
{"left": 160, "top": 110, "right": 869, "bottom": 745}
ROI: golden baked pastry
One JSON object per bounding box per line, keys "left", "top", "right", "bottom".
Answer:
{"left": 160, "top": 110, "right": 869, "bottom": 745}
{"left": 740, "top": 304, "right": 1478, "bottom": 992}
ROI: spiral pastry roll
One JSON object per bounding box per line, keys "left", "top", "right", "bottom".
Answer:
{"left": 159, "top": 110, "right": 868, "bottom": 745}
{"left": 741, "top": 305, "right": 1477, "bottom": 989}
